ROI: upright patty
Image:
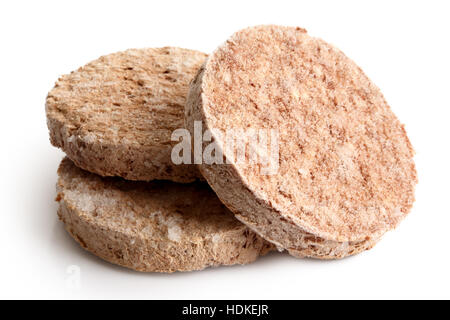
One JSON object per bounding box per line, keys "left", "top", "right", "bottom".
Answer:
{"left": 186, "top": 25, "right": 417, "bottom": 258}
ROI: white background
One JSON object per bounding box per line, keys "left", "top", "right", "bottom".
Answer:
{"left": 0, "top": 0, "right": 449, "bottom": 299}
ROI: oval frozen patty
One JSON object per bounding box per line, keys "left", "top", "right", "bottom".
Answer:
{"left": 47, "top": 47, "right": 206, "bottom": 182}
{"left": 56, "top": 158, "right": 273, "bottom": 272}
{"left": 186, "top": 25, "right": 417, "bottom": 258}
